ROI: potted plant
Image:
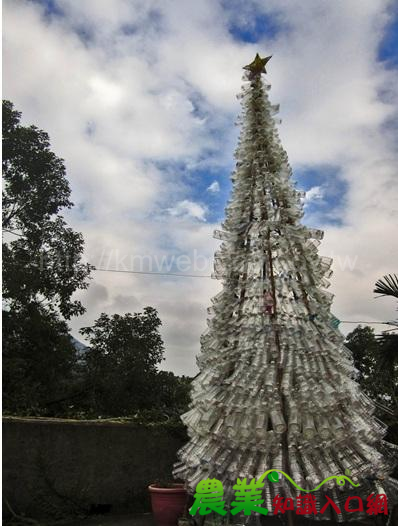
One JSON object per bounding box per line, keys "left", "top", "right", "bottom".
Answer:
{"left": 148, "top": 479, "right": 188, "bottom": 526}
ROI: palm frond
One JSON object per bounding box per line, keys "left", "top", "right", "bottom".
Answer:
{"left": 374, "top": 274, "right": 398, "bottom": 299}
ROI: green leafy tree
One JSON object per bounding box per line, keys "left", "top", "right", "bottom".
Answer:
{"left": 80, "top": 308, "right": 166, "bottom": 417}
{"left": 154, "top": 371, "right": 192, "bottom": 418}
{"left": 3, "top": 306, "right": 78, "bottom": 415}
{"left": 2, "top": 100, "right": 92, "bottom": 414}
{"left": 345, "top": 326, "right": 398, "bottom": 451}
{"left": 345, "top": 326, "right": 378, "bottom": 387}
{"left": 78, "top": 309, "right": 192, "bottom": 419}
{"left": 345, "top": 326, "right": 395, "bottom": 405}
{"left": 2, "top": 100, "right": 92, "bottom": 318}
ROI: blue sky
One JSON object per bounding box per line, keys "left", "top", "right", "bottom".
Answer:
{"left": 31, "top": 0, "right": 398, "bottom": 228}
{"left": 3, "top": 0, "right": 398, "bottom": 374}
{"left": 19, "top": 0, "right": 398, "bottom": 228}
{"left": 161, "top": 4, "right": 398, "bottom": 228}
{"left": 378, "top": 4, "right": 398, "bottom": 64}
{"left": 228, "top": 11, "right": 283, "bottom": 43}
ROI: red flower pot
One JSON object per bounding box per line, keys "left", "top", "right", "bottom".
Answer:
{"left": 149, "top": 483, "right": 188, "bottom": 526}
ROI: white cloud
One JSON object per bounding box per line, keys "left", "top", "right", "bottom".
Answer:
{"left": 3, "top": 0, "right": 398, "bottom": 376}
{"left": 207, "top": 180, "right": 220, "bottom": 193}
{"left": 304, "top": 185, "right": 324, "bottom": 204}
{"left": 167, "top": 200, "right": 207, "bottom": 221}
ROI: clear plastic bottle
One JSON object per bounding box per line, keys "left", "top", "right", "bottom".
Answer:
{"left": 288, "top": 403, "right": 300, "bottom": 434}
{"left": 302, "top": 413, "right": 316, "bottom": 440}
{"left": 270, "top": 403, "right": 286, "bottom": 434}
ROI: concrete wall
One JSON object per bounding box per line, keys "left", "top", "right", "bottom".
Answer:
{"left": 3, "top": 417, "right": 187, "bottom": 520}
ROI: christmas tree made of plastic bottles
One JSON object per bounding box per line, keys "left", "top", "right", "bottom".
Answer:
{"left": 173, "top": 54, "right": 397, "bottom": 522}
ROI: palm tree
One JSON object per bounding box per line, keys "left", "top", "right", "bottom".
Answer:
{"left": 374, "top": 273, "right": 398, "bottom": 299}
{"left": 372, "top": 274, "right": 398, "bottom": 410}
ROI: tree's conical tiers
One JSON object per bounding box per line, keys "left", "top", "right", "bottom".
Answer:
{"left": 173, "top": 66, "right": 398, "bottom": 521}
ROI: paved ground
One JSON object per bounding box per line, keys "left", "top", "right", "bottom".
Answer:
{"left": 3, "top": 514, "right": 382, "bottom": 526}
{"left": 3, "top": 513, "right": 156, "bottom": 526}
{"left": 4, "top": 511, "right": 387, "bottom": 526}
{"left": 62, "top": 513, "right": 155, "bottom": 526}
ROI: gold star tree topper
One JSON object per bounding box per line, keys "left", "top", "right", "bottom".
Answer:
{"left": 243, "top": 53, "right": 272, "bottom": 76}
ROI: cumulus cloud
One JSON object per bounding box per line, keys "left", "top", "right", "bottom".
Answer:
{"left": 304, "top": 186, "right": 324, "bottom": 204}
{"left": 3, "top": 0, "right": 398, "bottom": 375}
{"left": 167, "top": 200, "right": 207, "bottom": 221}
{"left": 207, "top": 180, "right": 220, "bottom": 193}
